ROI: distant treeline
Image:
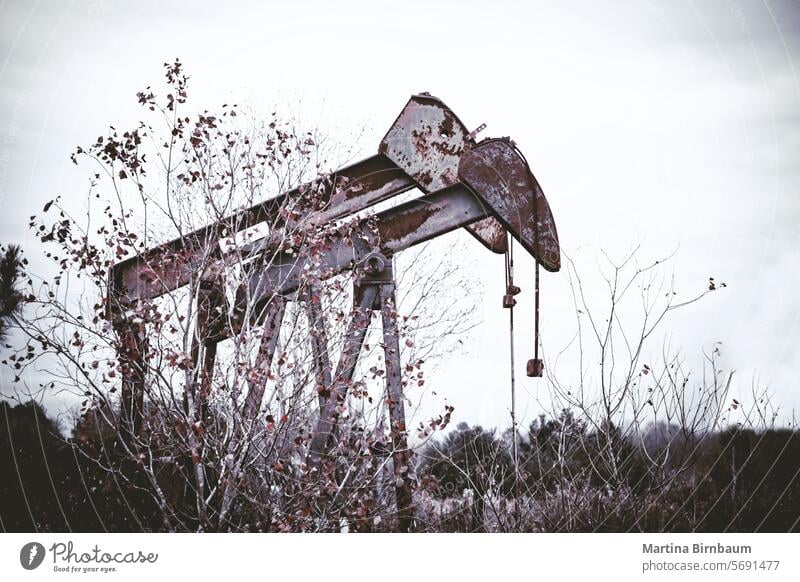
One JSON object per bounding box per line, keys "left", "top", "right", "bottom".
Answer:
{"left": 1, "top": 401, "right": 798, "bottom": 532}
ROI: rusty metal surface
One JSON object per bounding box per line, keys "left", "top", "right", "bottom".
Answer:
{"left": 246, "top": 184, "right": 491, "bottom": 310}
{"left": 309, "top": 283, "right": 377, "bottom": 468}
{"left": 379, "top": 94, "right": 508, "bottom": 252}
{"left": 378, "top": 278, "right": 414, "bottom": 532}
{"left": 109, "top": 154, "right": 415, "bottom": 308}
{"left": 466, "top": 217, "right": 507, "bottom": 253}
{"left": 305, "top": 285, "right": 333, "bottom": 408}
{"left": 458, "top": 139, "right": 561, "bottom": 272}
{"left": 379, "top": 93, "right": 471, "bottom": 194}
{"left": 245, "top": 160, "right": 561, "bottom": 310}
{"left": 376, "top": 185, "right": 489, "bottom": 252}
{"left": 218, "top": 296, "right": 286, "bottom": 522}
{"left": 197, "top": 279, "right": 230, "bottom": 343}
{"left": 242, "top": 298, "right": 286, "bottom": 420}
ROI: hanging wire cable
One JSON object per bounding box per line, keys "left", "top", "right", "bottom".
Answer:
{"left": 505, "top": 236, "right": 523, "bottom": 527}
{"left": 504, "top": 237, "right": 519, "bottom": 477}
{"left": 508, "top": 139, "right": 543, "bottom": 378}
{"left": 534, "top": 256, "right": 540, "bottom": 363}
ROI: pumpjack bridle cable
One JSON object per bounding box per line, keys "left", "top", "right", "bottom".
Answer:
{"left": 505, "top": 237, "right": 518, "bottom": 473}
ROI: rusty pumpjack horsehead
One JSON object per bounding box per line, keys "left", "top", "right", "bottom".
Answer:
{"left": 107, "top": 94, "right": 561, "bottom": 531}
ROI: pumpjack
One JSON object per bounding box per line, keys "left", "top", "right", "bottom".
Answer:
{"left": 108, "top": 93, "right": 561, "bottom": 531}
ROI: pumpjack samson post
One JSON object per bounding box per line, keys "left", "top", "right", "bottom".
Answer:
{"left": 108, "top": 94, "right": 561, "bottom": 531}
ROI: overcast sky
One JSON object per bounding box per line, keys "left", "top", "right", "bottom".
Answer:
{"left": 1, "top": 0, "right": 799, "bottom": 431}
